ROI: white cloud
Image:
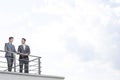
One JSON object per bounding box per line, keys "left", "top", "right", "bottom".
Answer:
{"left": 113, "top": 6, "right": 120, "bottom": 17}
{"left": 111, "top": 0, "right": 120, "bottom": 3}
{"left": 27, "top": 0, "right": 120, "bottom": 80}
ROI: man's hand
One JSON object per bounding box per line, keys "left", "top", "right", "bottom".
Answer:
{"left": 19, "top": 53, "right": 24, "bottom": 55}
{"left": 18, "top": 53, "right": 24, "bottom": 57}
{"left": 24, "top": 54, "right": 29, "bottom": 56}
{"left": 16, "top": 52, "right": 20, "bottom": 55}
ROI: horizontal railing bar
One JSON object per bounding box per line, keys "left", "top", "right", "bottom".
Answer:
{"left": 0, "top": 66, "right": 7, "bottom": 68}
{"left": 0, "top": 50, "right": 41, "bottom": 58}
{"left": 29, "top": 68, "right": 38, "bottom": 71}
{"left": 29, "top": 64, "right": 38, "bottom": 67}
{"left": 0, "top": 61, "right": 7, "bottom": 63}
{"left": 29, "top": 58, "right": 38, "bottom": 62}
{"left": 0, "top": 56, "right": 6, "bottom": 58}
{"left": 14, "top": 59, "right": 38, "bottom": 63}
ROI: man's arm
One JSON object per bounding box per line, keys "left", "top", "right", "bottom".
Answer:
{"left": 28, "top": 46, "right": 30, "bottom": 55}
{"left": 13, "top": 45, "right": 16, "bottom": 53}
{"left": 4, "top": 43, "right": 8, "bottom": 52}
{"left": 17, "top": 46, "right": 22, "bottom": 54}
{"left": 18, "top": 46, "right": 25, "bottom": 56}
{"left": 25, "top": 46, "right": 30, "bottom": 56}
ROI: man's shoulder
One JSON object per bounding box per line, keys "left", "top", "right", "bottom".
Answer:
{"left": 18, "top": 45, "right": 22, "bottom": 47}
{"left": 26, "top": 45, "right": 30, "bottom": 47}
{"left": 5, "top": 43, "right": 9, "bottom": 45}
{"left": 18, "top": 45, "right": 30, "bottom": 48}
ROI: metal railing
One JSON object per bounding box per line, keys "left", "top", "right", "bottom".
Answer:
{"left": 0, "top": 50, "right": 41, "bottom": 75}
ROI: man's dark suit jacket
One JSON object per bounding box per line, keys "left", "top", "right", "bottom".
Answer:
{"left": 18, "top": 45, "right": 30, "bottom": 60}
{"left": 4, "top": 43, "right": 16, "bottom": 58}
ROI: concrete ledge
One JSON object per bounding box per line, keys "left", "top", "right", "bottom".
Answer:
{"left": 0, "top": 71, "right": 64, "bottom": 80}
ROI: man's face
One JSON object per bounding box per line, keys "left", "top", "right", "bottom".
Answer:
{"left": 21, "top": 39, "right": 25, "bottom": 44}
{"left": 9, "top": 38, "right": 14, "bottom": 43}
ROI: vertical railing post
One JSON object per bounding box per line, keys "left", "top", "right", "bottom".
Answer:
{"left": 13, "top": 53, "right": 16, "bottom": 72}
{"left": 38, "top": 57, "right": 41, "bottom": 75}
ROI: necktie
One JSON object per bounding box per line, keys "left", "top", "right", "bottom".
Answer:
{"left": 9, "top": 43, "right": 13, "bottom": 51}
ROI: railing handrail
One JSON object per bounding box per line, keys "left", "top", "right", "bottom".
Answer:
{"left": 0, "top": 50, "right": 41, "bottom": 58}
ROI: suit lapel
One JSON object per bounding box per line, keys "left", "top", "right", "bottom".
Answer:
{"left": 21, "top": 45, "right": 26, "bottom": 51}
{"left": 21, "top": 45, "right": 24, "bottom": 51}
{"left": 8, "top": 43, "right": 13, "bottom": 50}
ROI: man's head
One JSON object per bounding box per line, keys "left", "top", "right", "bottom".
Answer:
{"left": 21, "top": 38, "right": 26, "bottom": 44}
{"left": 9, "top": 37, "right": 14, "bottom": 43}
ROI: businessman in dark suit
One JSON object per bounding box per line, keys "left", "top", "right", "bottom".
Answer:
{"left": 4, "top": 37, "right": 16, "bottom": 72}
{"left": 18, "top": 38, "right": 30, "bottom": 73}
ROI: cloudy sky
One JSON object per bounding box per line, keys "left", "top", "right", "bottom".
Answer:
{"left": 0, "top": 0, "right": 120, "bottom": 80}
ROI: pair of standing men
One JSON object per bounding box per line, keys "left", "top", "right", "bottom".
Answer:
{"left": 4, "top": 37, "right": 30, "bottom": 73}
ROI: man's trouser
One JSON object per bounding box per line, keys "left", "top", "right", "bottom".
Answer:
{"left": 19, "top": 57, "right": 29, "bottom": 73}
{"left": 6, "top": 57, "right": 14, "bottom": 72}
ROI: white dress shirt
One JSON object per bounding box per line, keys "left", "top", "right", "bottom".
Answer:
{"left": 22, "top": 44, "right": 26, "bottom": 50}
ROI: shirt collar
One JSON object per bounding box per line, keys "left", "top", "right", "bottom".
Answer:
{"left": 9, "top": 42, "right": 12, "bottom": 45}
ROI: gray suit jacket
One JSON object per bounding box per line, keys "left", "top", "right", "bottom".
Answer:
{"left": 4, "top": 43, "right": 16, "bottom": 57}
{"left": 18, "top": 45, "right": 30, "bottom": 59}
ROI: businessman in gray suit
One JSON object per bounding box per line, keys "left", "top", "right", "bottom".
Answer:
{"left": 4, "top": 37, "right": 16, "bottom": 72}
{"left": 18, "top": 38, "right": 30, "bottom": 73}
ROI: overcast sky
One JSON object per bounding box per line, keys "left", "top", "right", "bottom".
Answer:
{"left": 0, "top": 0, "right": 120, "bottom": 80}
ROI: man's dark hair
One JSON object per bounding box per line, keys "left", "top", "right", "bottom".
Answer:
{"left": 9, "top": 37, "right": 14, "bottom": 40}
{"left": 22, "top": 38, "right": 26, "bottom": 41}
